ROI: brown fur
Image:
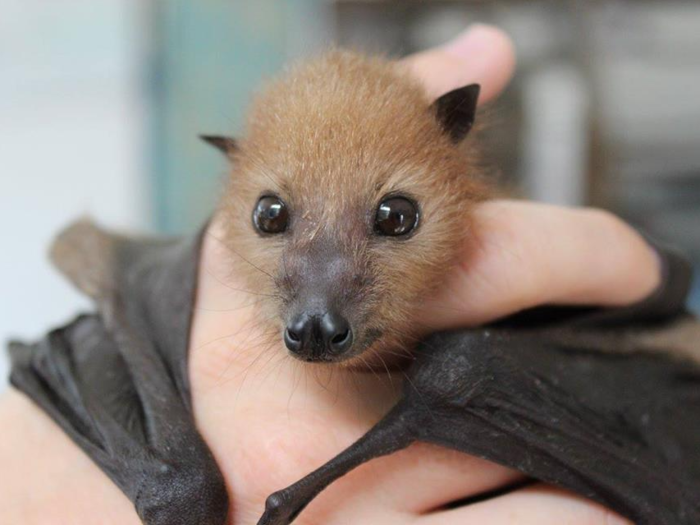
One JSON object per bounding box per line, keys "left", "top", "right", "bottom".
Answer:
{"left": 218, "top": 50, "right": 490, "bottom": 364}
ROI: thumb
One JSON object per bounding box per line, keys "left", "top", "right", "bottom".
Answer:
{"left": 401, "top": 24, "right": 517, "bottom": 102}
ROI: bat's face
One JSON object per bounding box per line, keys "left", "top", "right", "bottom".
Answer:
{"left": 221, "top": 159, "right": 479, "bottom": 365}
{"left": 213, "top": 52, "right": 485, "bottom": 365}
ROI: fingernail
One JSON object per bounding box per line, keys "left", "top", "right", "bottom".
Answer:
{"left": 442, "top": 24, "right": 497, "bottom": 57}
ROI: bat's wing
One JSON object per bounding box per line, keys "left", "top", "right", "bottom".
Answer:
{"left": 8, "top": 220, "right": 228, "bottom": 525}
{"left": 408, "top": 326, "right": 700, "bottom": 525}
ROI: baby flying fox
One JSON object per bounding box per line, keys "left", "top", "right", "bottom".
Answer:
{"left": 203, "top": 50, "right": 489, "bottom": 364}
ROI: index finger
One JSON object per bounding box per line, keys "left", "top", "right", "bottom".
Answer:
{"left": 421, "top": 200, "right": 662, "bottom": 330}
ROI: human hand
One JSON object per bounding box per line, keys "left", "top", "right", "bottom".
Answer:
{"left": 189, "top": 25, "right": 643, "bottom": 524}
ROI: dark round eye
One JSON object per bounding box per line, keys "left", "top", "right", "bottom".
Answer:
{"left": 253, "top": 196, "right": 289, "bottom": 234}
{"left": 374, "top": 196, "right": 419, "bottom": 237}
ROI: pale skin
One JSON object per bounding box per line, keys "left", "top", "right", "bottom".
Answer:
{"left": 0, "top": 25, "right": 659, "bottom": 524}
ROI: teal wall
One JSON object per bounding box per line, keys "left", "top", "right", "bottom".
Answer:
{"left": 150, "top": 2, "right": 294, "bottom": 233}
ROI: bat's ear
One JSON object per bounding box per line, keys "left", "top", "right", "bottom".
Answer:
{"left": 199, "top": 134, "right": 237, "bottom": 158}
{"left": 432, "top": 84, "right": 480, "bottom": 143}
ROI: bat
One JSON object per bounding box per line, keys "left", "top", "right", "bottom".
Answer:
{"left": 7, "top": 49, "right": 700, "bottom": 525}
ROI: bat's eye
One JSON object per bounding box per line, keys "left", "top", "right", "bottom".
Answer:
{"left": 374, "top": 196, "right": 419, "bottom": 237}
{"left": 253, "top": 195, "right": 289, "bottom": 234}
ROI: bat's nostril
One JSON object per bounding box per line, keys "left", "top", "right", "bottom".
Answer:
{"left": 284, "top": 326, "right": 303, "bottom": 352}
{"left": 331, "top": 329, "right": 350, "bottom": 345}
{"left": 322, "top": 312, "right": 353, "bottom": 354}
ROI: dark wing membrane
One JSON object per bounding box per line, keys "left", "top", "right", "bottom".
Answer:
{"left": 410, "top": 328, "right": 700, "bottom": 525}
{"left": 8, "top": 221, "right": 228, "bottom": 525}
{"left": 9, "top": 315, "right": 149, "bottom": 487}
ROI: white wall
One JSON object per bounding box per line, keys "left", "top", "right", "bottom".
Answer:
{"left": 0, "top": 0, "right": 149, "bottom": 390}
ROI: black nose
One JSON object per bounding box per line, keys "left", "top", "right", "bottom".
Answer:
{"left": 284, "top": 311, "right": 353, "bottom": 359}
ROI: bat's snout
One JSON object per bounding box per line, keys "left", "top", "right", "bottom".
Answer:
{"left": 284, "top": 310, "right": 354, "bottom": 362}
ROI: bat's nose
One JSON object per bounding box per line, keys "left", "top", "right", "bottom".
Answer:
{"left": 284, "top": 311, "right": 353, "bottom": 361}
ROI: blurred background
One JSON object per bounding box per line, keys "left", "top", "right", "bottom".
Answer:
{"left": 2, "top": 0, "right": 699, "bottom": 389}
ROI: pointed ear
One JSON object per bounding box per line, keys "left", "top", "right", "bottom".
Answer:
{"left": 432, "top": 84, "right": 481, "bottom": 143}
{"left": 199, "top": 135, "right": 237, "bottom": 158}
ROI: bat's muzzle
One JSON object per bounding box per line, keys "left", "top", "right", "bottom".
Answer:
{"left": 284, "top": 310, "right": 354, "bottom": 361}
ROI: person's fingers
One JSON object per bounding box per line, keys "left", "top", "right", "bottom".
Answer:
{"left": 401, "top": 24, "right": 516, "bottom": 101}
{"left": 421, "top": 483, "right": 631, "bottom": 525}
{"left": 422, "top": 200, "right": 662, "bottom": 330}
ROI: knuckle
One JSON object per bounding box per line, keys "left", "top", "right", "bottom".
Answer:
{"left": 469, "top": 202, "right": 560, "bottom": 306}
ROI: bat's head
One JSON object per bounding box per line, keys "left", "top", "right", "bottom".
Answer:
{"left": 206, "top": 51, "right": 487, "bottom": 365}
